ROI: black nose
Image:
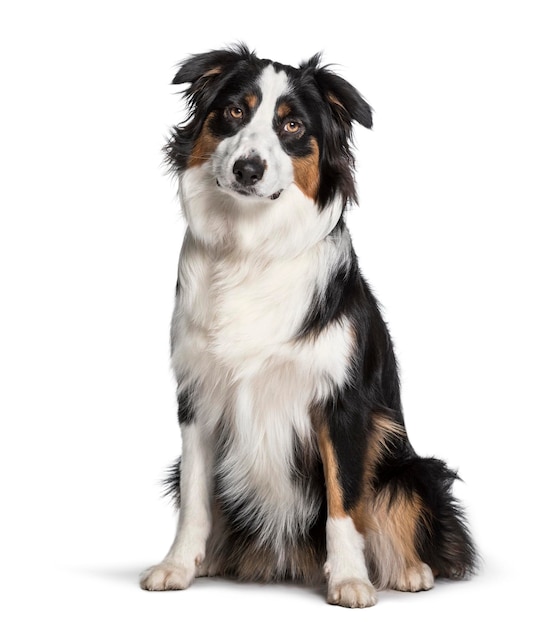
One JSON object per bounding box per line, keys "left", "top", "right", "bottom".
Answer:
{"left": 233, "top": 157, "right": 265, "bottom": 187}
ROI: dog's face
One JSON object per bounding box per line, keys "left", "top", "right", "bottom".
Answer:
{"left": 204, "top": 65, "right": 302, "bottom": 202}
{"left": 167, "top": 45, "right": 373, "bottom": 211}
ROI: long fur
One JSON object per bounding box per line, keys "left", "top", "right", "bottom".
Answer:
{"left": 141, "top": 44, "right": 477, "bottom": 607}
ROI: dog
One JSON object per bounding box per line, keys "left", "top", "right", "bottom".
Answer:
{"left": 140, "top": 44, "right": 477, "bottom": 608}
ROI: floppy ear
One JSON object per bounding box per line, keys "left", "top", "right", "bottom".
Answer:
{"left": 172, "top": 43, "right": 254, "bottom": 111}
{"left": 304, "top": 54, "right": 373, "bottom": 129}
{"left": 172, "top": 44, "right": 251, "bottom": 85}
{"left": 165, "top": 44, "right": 254, "bottom": 173}
{"left": 299, "top": 54, "right": 372, "bottom": 208}
{"left": 323, "top": 73, "right": 373, "bottom": 129}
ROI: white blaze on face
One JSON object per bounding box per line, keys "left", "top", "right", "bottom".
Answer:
{"left": 212, "top": 65, "right": 294, "bottom": 199}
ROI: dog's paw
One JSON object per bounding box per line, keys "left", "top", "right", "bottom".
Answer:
{"left": 327, "top": 578, "right": 377, "bottom": 608}
{"left": 392, "top": 562, "right": 434, "bottom": 592}
{"left": 139, "top": 561, "right": 196, "bottom": 591}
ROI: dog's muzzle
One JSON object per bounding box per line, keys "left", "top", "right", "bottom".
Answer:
{"left": 216, "top": 155, "right": 283, "bottom": 200}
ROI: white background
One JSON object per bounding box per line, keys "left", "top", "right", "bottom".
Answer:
{"left": 1, "top": 1, "right": 545, "bottom": 624}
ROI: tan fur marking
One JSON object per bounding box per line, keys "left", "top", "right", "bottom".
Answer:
{"left": 326, "top": 91, "right": 344, "bottom": 109}
{"left": 351, "top": 415, "right": 406, "bottom": 536}
{"left": 365, "top": 479, "right": 433, "bottom": 590}
{"left": 203, "top": 66, "right": 223, "bottom": 78}
{"left": 245, "top": 93, "right": 258, "bottom": 109}
{"left": 317, "top": 424, "right": 345, "bottom": 518}
{"left": 379, "top": 493, "right": 422, "bottom": 559}
{"left": 372, "top": 490, "right": 424, "bottom": 568}
{"left": 292, "top": 137, "right": 320, "bottom": 200}
{"left": 188, "top": 112, "right": 219, "bottom": 167}
{"left": 365, "top": 415, "right": 406, "bottom": 486}
{"left": 277, "top": 102, "right": 292, "bottom": 118}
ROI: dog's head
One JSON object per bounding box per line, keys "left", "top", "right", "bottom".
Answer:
{"left": 166, "top": 44, "right": 372, "bottom": 211}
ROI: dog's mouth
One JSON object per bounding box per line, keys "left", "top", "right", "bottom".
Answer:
{"left": 216, "top": 180, "right": 283, "bottom": 201}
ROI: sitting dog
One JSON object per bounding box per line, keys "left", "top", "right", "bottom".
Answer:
{"left": 140, "top": 44, "right": 477, "bottom": 608}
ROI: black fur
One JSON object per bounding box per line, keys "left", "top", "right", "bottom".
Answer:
{"left": 176, "top": 389, "right": 195, "bottom": 425}
{"left": 299, "top": 221, "right": 477, "bottom": 578}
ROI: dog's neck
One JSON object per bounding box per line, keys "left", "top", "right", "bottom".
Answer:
{"left": 179, "top": 166, "right": 346, "bottom": 262}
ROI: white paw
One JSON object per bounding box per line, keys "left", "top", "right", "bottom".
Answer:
{"left": 393, "top": 562, "right": 434, "bottom": 592}
{"left": 327, "top": 578, "right": 378, "bottom": 608}
{"left": 139, "top": 561, "right": 196, "bottom": 591}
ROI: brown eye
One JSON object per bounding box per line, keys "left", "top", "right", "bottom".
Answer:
{"left": 284, "top": 120, "right": 301, "bottom": 133}
{"left": 229, "top": 107, "right": 244, "bottom": 119}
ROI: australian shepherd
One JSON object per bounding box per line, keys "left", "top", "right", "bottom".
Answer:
{"left": 140, "top": 44, "right": 477, "bottom": 607}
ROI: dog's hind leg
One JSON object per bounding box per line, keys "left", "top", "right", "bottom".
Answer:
{"left": 365, "top": 484, "right": 435, "bottom": 591}
{"left": 140, "top": 419, "right": 213, "bottom": 591}
{"left": 365, "top": 456, "right": 477, "bottom": 591}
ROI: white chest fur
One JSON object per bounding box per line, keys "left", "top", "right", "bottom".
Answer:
{"left": 171, "top": 230, "right": 353, "bottom": 406}
{"left": 170, "top": 189, "right": 355, "bottom": 549}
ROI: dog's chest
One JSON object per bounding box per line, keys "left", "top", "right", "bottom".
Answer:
{"left": 185, "top": 250, "right": 315, "bottom": 369}
{"left": 172, "top": 238, "right": 354, "bottom": 401}
{"left": 175, "top": 248, "right": 327, "bottom": 543}
{"left": 172, "top": 240, "right": 354, "bottom": 546}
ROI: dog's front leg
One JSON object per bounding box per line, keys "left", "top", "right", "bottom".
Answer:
{"left": 316, "top": 417, "right": 377, "bottom": 608}
{"left": 140, "top": 420, "right": 212, "bottom": 591}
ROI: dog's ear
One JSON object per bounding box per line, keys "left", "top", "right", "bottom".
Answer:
{"left": 302, "top": 54, "right": 373, "bottom": 130}
{"left": 300, "top": 54, "right": 372, "bottom": 208}
{"left": 172, "top": 44, "right": 252, "bottom": 85}
{"left": 165, "top": 44, "right": 255, "bottom": 172}
{"left": 172, "top": 44, "right": 253, "bottom": 111}
{"left": 323, "top": 73, "right": 373, "bottom": 130}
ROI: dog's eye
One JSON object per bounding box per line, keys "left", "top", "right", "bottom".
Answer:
{"left": 229, "top": 107, "right": 244, "bottom": 120}
{"left": 283, "top": 120, "right": 301, "bottom": 134}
